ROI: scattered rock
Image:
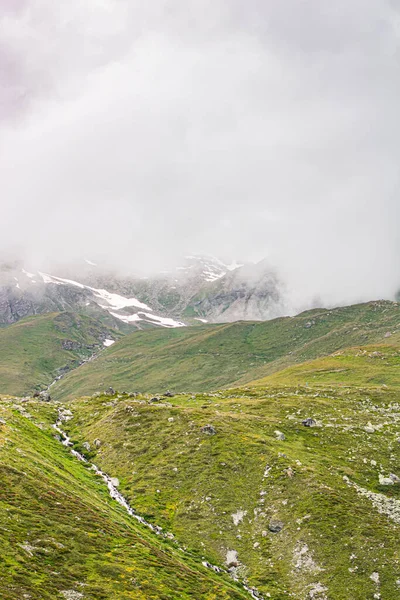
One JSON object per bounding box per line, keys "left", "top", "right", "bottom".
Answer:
{"left": 364, "top": 423, "right": 375, "bottom": 434}
{"left": 201, "top": 425, "right": 216, "bottom": 435}
{"left": 61, "top": 339, "right": 81, "bottom": 351}
{"left": 293, "top": 543, "right": 322, "bottom": 573}
{"left": 343, "top": 475, "right": 400, "bottom": 524}
{"left": 60, "top": 592, "right": 84, "bottom": 600}
{"left": 94, "top": 439, "right": 102, "bottom": 448}
{"left": 308, "top": 582, "right": 328, "bottom": 599}
{"left": 163, "top": 391, "right": 174, "bottom": 397}
{"left": 82, "top": 442, "right": 91, "bottom": 451}
{"left": 105, "top": 387, "right": 115, "bottom": 395}
{"left": 268, "top": 519, "right": 284, "bottom": 533}
{"left": 384, "top": 332, "right": 392, "bottom": 338}
{"left": 231, "top": 510, "right": 247, "bottom": 526}
{"left": 110, "top": 478, "right": 120, "bottom": 487}
{"left": 226, "top": 549, "right": 239, "bottom": 568}
{"left": 379, "top": 474, "right": 394, "bottom": 486}
{"left": 370, "top": 572, "right": 380, "bottom": 584}
{"left": 390, "top": 473, "right": 400, "bottom": 483}
{"left": 59, "top": 409, "right": 73, "bottom": 422}
{"left": 274, "top": 430, "right": 285, "bottom": 441}
{"left": 150, "top": 397, "right": 161, "bottom": 403}
{"left": 302, "top": 418, "right": 317, "bottom": 427}
{"left": 0, "top": 418, "right": 6, "bottom": 425}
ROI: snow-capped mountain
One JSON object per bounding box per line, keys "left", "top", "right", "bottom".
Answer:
{"left": 175, "top": 255, "right": 243, "bottom": 282}
{"left": 0, "top": 256, "right": 285, "bottom": 328}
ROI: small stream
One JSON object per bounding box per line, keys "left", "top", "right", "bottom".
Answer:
{"left": 53, "top": 421, "right": 165, "bottom": 536}
{"left": 53, "top": 416, "right": 264, "bottom": 600}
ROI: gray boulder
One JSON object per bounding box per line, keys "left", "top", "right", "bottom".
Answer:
{"left": 201, "top": 425, "right": 216, "bottom": 435}
{"left": 268, "top": 520, "right": 284, "bottom": 533}
{"left": 302, "top": 418, "right": 316, "bottom": 427}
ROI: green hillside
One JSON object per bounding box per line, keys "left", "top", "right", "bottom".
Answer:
{"left": 1, "top": 302, "right": 400, "bottom": 598}
{"left": 251, "top": 341, "right": 400, "bottom": 388}
{"left": 0, "top": 396, "right": 249, "bottom": 599}
{"left": 54, "top": 341, "right": 400, "bottom": 598}
{"left": 51, "top": 300, "right": 399, "bottom": 400}
{"left": 0, "top": 312, "right": 122, "bottom": 397}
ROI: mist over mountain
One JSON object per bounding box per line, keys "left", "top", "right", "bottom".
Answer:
{"left": 2, "top": 4, "right": 400, "bottom": 599}
{"left": 1, "top": 1, "right": 399, "bottom": 309}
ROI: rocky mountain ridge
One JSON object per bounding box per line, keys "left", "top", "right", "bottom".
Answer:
{"left": 0, "top": 256, "right": 284, "bottom": 328}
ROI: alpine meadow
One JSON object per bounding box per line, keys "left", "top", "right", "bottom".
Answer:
{"left": 1, "top": 2, "right": 399, "bottom": 599}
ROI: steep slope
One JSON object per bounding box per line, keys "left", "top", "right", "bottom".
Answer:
{"left": 50, "top": 300, "right": 399, "bottom": 400}
{"left": 58, "top": 343, "right": 400, "bottom": 598}
{"left": 0, "top": 256, "right": 285, "bottom": 328}
{"left": 0, "top": 397, "right": 248, "bottom": 599}
{"left": 72, "top": 256, "right": 284, "bottom": 324}
{"left": 0, "top": 312, "right": 122, "bottom": 397}
{"left": 0, "top": 264, "right": 185, "bottom": 329}
{"left": 183, "top": 259, "right": 284, "bottom": 322}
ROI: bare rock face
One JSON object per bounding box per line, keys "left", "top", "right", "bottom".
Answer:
{"left": 187, "top": 259, "right": 285, "bottom": 323}
{"left": 61, "top": 339, "right": 82, "bottom": 351}
{"left": 0, "top": 257, "right": 286, "bottom": 328}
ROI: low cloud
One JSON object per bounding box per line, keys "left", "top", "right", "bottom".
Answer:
{"left": 1, "top": 1, "right": 399, "bottom": 307}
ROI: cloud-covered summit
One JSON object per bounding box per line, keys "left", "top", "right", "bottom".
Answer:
{"left": 1, "top": 1, "right": 399, "bottom": 307}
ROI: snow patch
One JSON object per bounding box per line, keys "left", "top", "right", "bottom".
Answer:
{"left": 38, "top": 271, "right": 187, "bottom": 329}
{"left": 110, "top": 312, "right": 141, "bottom": 324}
{"left": 141, "top": 312, "right": 185, "bottom": 328}
{"left": 93, "top": 288, "right": 152, "bottom": 311}
{"left": 226, "top": 260, "right": 243, "bottom": 271}
{"left": 39, "top": 272, "right": 63, "bottom": 285}
{"left": 40, "top": 272, "right": 153, "bottom": 311}
{"left": 22, "top": 268, "right": 35, "bottom": 278}
{"left": 103, "top": 339, "right": 115, "bottom": 347}
{"left": 195, "top": 318, "right": 208, "bottom": 323}
{"left": 84, "top": 258, "right": 97, "bottom": 266}
{"left": 111, "top": 311, "right": 184, "bottom": 328}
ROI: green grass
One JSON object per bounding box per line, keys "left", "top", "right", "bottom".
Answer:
{"left": 57, "top": 363, "right": 400, "bottom": 598}
{"left": 50, "top": 300, "right": 399, "bottom": 400}
{"left": 0, "top": 312, "right": 122, "bottom": 397}
{"left": 0, "top": 397, "right": 248, "bottom": 599}
{"left": 251, "top": 342, "right": 400, "bottom": 388}
{"left": 1, "top": 299, "right": 400, "bottom": 598}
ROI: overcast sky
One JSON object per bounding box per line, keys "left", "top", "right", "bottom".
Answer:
{"left": 0, "top": 1, "right": 399, "bottom": 306}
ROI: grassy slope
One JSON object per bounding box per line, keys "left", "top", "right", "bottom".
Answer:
{"left": 250, "top": 338, "right": 400, "bottom": 389}
{"left": 0, "top": 397, "right": 248, "bottom": 600}
{"left": 51, "top": 300, "right": 399, "bottom": 400}
{"left": 59, "top": 344, "right": 400, "bottom": 598}
{"left": 0, "top": 312, "right": 121, "bottom": 397}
